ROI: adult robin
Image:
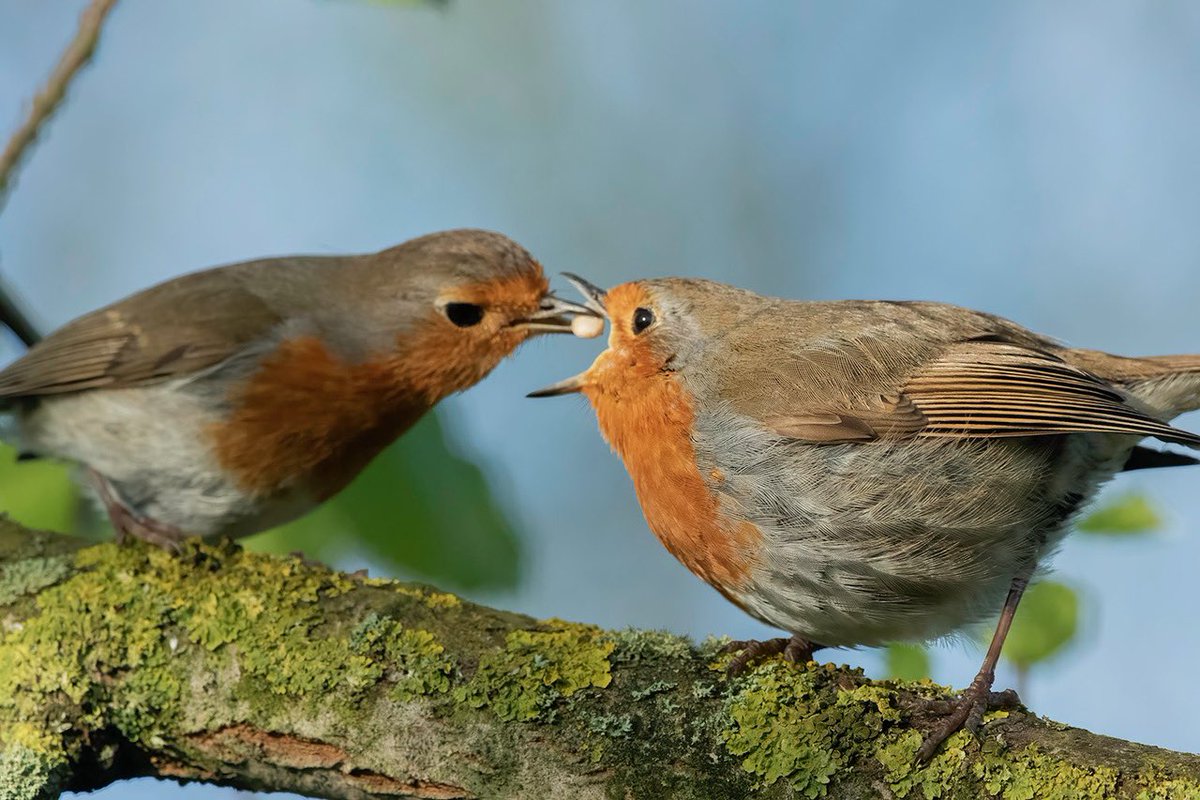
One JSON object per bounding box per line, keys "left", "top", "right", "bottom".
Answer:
{"left": 0, "top": 229, "right": 597, "bottom": 547}
{"left": 531, "top": 274, "right": 1200, "bottom": 759}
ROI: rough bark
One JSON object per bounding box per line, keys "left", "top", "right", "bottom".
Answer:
{"left": 1, "top": 521, "right": 1198, "bottom": 800}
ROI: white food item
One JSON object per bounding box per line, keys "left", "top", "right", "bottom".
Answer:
{"left": 571, "top": 315, "right": 605, "bottom": 339}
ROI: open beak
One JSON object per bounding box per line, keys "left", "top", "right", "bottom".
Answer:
{"left": 528, "top": 272, "right": 609, "bottom": 397}
{"left": 527, "top": 372, "right": 589, "bottom": 397}
{"left": 561, "top": 272, "right": 608, "bottom": 316}
{"left": 512, "top": 291, "right": 600, "bottom": 334}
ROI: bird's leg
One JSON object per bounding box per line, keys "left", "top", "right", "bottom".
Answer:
{"left": 722, "top": 633, "right": 824, "bottom": 677}
{"left": 915, "top": 575, "right": 1029, "bottom": 762}
{"left": 88, "top": 469, "right": 188, "bottom": 551}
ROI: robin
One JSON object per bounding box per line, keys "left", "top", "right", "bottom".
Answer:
{"left": 531, "top": 274, "right": 1200, "bottom": 759}
{"left": 0, "top": 229, "right": 598, "bottom": 548}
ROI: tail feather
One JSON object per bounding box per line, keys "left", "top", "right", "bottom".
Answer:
{"left": 1135, "top": 354, "right": 1200, "bottom": 374}
{"left": 1065, "top": 349, "right": 1200, "bottom": 418}
{"left": 1122, "top": 445, "right": 1200, "bottom": 472}
{"left": 1126, "top": 354, "right": 1200, "bottom": 418}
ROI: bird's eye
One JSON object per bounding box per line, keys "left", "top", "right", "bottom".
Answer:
{"left": 632, "top": 307, "right": 655, "bottom": 334}
{"left": 444, "top": 302, "right": 484, "bottom": 328}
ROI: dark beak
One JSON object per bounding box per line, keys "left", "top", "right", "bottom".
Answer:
{"left": 561, "top": 272, "right": 608, "bottom": 316}
{"left": 512, "top": 291, "right": 600, "bottom": 334}
{"left": 527, "top": 372, "right": 589, "bottom": 397}
{"left": 528, "top": 272, "right": 609, "bottom": 397}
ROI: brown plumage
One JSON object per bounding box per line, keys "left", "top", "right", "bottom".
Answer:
{"left": 0, "top": 229, "right": 596, "bottom": 546}
{"left": 533, "top": 276, "right": 1200, "bottom": 760}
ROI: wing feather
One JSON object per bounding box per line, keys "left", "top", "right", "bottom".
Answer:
{"left": 0, "top": 267, "right": 286, "bottom": 398}
{"left": 764, "top": 339, "right": 1200, "bottom": 448}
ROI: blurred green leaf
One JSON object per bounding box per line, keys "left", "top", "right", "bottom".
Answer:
{"left": 884, "top": 642, "right": 931, "bottom": 681}
{"left": 0, "top": 443, "right": 78, "bottom": 532}
{"left": 248, "top": 411, "right": 520, "bottom": 591}
{"left": 1001, "top": 580, "right": 1079, "bottom": 670}
{"left": 1077, "top": 492, "right": 1162, "bottom": 536}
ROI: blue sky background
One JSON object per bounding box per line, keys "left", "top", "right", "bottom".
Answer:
{"left": 3, "top": 2, "right": 1200, "bottom": 797}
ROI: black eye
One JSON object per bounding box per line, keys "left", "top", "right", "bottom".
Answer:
{"left": 632, "top": 307, "right": 655, "bottom": 334}
{"left": 444, "top": 302, "right": 484, "bottom": 328}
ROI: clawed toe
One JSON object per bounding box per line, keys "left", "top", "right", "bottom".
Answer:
{"left": 915, "top": 683, "right": 1022, "bottom": 762}
{"left": 723, "top": 637, "right": 788, "bottom": 676}
{"left": 114, "top": 506, "right": 188, "bottom": 552}
{"left": 722, "top": 634, "right": 821, "bottom": 676}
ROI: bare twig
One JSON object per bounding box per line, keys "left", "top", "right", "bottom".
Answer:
{"left": 0, "top": 0, "right": 120, "bottom": 346}
{"left": 0, "top": 274, "right": 40, "bottom": 346}
{"left": 0, "top": 0, "right": 121, "bottom": 207}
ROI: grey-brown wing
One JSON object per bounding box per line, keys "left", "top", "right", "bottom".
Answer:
{"left": 0, "top": 267, "right": 285, "bottom": 398}
{"left": 900, "top": 341, "right": 1200, "bottom": 446}
{"left": 760, "top": 340, "right": 1200, "bottom": 449}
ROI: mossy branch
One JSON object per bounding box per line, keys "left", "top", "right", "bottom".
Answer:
{"left": 2, "top": 521, "right": 1198, "bottom": 800}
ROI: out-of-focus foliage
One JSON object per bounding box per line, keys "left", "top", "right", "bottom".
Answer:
{"left": 884, "top": 642, "right": 931, "bottom": 681}
{"left": 1076, "top": 492, "right": 1162, "bottom": 537}
{"left": 0, "top": 442, "right": 76, "bottom": 532}
{"left": 248, "top": 411, "right": 521, "bottom": 590}
{"left": 0, "top": 409, "right": 519, "bottom": 590}
{"left": 1001, "top": 579, "right": 1079, "bottom": 671}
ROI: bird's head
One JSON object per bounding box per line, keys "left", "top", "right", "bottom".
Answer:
{"left": 527, "top": 275, "right": 735, "bottom": 402}
{"left": 353, "top": 229, "right": 599, "bottom": 399}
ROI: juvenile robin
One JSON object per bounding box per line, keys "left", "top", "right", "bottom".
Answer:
{"left": 0, "top": 229, "right": 597, "bottom": 547}
{"left": 532, "top": 274, "right": 1200, "bottom": 759}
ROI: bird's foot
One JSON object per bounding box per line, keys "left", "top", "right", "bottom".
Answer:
{"left": 915, "top": 675, "right": 1022, "bottom": 762}
{"left": 90, "top": 469, "right": 189, "bottom": 552}
{"left": 110, "top": 505, "right": 189, "bottom": 552}
{"left": 721, "top": 634, "right": 821, "bottom": 677}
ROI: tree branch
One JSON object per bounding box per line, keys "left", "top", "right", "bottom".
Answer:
{"left": 2, "top": 521, "right": 1199, "bottom": 800}
{"left": 0, "top": 0, "right": 120, "bottom": 348}
{"left": 0, "top": 0, "right": 120, "bottom": 209}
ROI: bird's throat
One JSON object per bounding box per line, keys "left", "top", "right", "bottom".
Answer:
{"left": 586, "top": 374, "right": 760, "bottom": 594}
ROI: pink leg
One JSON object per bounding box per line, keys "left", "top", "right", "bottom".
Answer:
{"left": 88, "top": 469, "right": 189, "bottom": 551}
{"left": 915, "top": 576, "right": 1028, "bottom": 762}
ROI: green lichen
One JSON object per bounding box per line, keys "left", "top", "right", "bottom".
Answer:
{"left": 876, "top": 729, "right": 971, "bottom": 799}
{"left": 457, "top": 618, "right": 614, "bottom": 722}
{"left": 348, "top": 612, "right": 455, "bottom": 700}
{"left": 631, "top": 680, "right": 677, "bottom": 700}
{"left": 0, "top": 540, "right": 438, "bottom": 767}
{"left": 0, "top": 724, "right": 67, "bottom": 800}
{"left": 388, "top": 583, "right": 462, "bottom": 610}
{"left": 876, "top": 713, "right": 1186, "bottom": 800}
{"left": 972, "top": 743, "right": 1118, "bottom": 799}
{"left": 0, "top": 545, "right": 189, "bottom": 745}
{"left": 0, "top": 555, "right": 71, "bottom": 607}
{"left": 723, "top": 661, "right": 899, "bottom": 797}
{"left": 0, "top": 743, "right": 57, "bottom": 800}
{"left": 588, "top": 713, "right": 634, "bottom": 738}
{"left": 720, "top": 653, "right": 1200, "bottom": 799}
{"left": 610, "top": 627, "right": 693, "bottom": 663}
{"left": 8, "top": 535, "right": 1200, "bottom": 799}
{"left": 1136, "top": 778, "right": 1200, "bottom": 800}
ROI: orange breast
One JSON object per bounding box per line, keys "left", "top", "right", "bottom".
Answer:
{"left": 585, "top": 371, "right": 760, "bottom": 596}
{"left": 209, "top": 270, "right": 542, "bottom": 499}
{"left": 209, "top": 336, "right": 425, "bottom": 497}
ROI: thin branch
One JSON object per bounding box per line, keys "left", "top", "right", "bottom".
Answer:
{"left": 0, "top": 0, "right": 119, "bottom": 346}
{"left": 0, "top": 0, "right": 121, "bottom": 207}
{"left": 0, "top": 274, "right": 41, "bottom": 346}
